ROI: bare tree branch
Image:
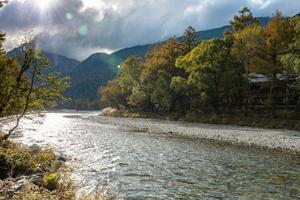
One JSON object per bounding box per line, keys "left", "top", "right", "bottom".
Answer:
{"left": 0, "top": 35, "right": 36, "bottom": 116}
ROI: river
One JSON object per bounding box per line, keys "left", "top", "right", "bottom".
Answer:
{"left": 12, "top": 112, "right": 300, "bottom": 199}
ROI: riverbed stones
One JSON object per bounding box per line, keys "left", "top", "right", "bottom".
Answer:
{"left": 93, "top": 116, "right": 300, "bottom": 153}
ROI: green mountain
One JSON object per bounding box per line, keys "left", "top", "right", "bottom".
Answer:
{"left": 111, "top": 45, "right": 152, "bottom": 65}
{"left": 178, "top": 17, "right": 270, "bottom": 41}
{"left": 8, "top": 48, "right": 80, "bottom": 76}
{"left": 65, "top": 53, "right": 116, "bottom": 100}
{"left": 43, "top": 52, "right": 80, "bottom": 75}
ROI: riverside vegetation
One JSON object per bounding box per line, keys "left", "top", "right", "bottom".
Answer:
{"left": 0, "top": 141, "right": 111, "bottom": 200}
{"left": 100, "top": 8, "right": 300, "bottom": 130}
{"left": 0, "top": 1, "right": 111, "bottom": 199}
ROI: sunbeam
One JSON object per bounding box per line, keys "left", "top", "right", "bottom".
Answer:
{"left": 32, "top": 0, "right": 56, "bottom": 11}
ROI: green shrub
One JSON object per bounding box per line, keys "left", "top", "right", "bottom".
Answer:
{"left": 43, "top": 172, "right": 59, "bottom": 191}
{"left": 32, "top": 150, "right": 60, "bottom": 171}
{"left": 9, "top": 150, "right": 32, "bottom": 177}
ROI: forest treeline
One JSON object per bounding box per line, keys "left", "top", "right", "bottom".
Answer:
{"left": 100, "top": 8, "right": 300, "bottom": 120}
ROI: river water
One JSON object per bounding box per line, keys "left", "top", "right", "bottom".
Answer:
{"left": 12, "top": 112, "right": 300, "bottom": 199}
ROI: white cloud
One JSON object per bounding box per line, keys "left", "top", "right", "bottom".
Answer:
{"left": 249, "top": 0, "right": 272, "bottom": 9}
{"left": 2, "top": 0, "right": 300, "bottom": 60}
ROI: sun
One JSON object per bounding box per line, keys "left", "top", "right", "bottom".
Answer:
{"left": 32, "top": 0, "right": 55, "bottom": 11}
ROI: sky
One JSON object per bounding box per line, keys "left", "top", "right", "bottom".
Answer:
{"left": 0, "top": 0, "right": 299, "bottom": 60}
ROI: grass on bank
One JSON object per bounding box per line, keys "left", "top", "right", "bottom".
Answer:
{"left": 0, "top": 138, "right": 114, "bottom": 200}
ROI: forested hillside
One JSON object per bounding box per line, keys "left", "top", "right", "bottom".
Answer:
{"left": 100, "top": 8, "right": 300, "bottom": 126}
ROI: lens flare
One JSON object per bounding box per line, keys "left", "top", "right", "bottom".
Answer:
{"left": 78, "top": 25, "right": 88, "bottom": 36}
{"left": 66, "top": 13, "right": 73, "bottom": 20}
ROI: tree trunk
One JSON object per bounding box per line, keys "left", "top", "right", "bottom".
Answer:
{"left": 244, "top": 62, "right": 250, "bottom": 116}
{"left": 285, "top": 74, "right": 289, "bottom": 112}
{"left": 269, "top": 76, "right": 276, "bottom": 118}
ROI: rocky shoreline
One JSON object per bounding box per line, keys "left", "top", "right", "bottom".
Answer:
{"left": 92, "top": 115, "right": 300, "bottom": 153}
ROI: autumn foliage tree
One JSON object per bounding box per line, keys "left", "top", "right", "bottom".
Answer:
{"left": 140, "top": 38, "right": 186, "bottom": 111}
{"left": 250, "top": 11, "right": 296, "bottom": 116}
{"left": 176, "top": 38, "right": 239, "bottom": 112}
{"left": 184, "top": 26, "right": 198, "bottom": 53}
{"left": 100, "top": 56, "right": 145, "bottom": 109}
{"left": 231, "top": 24, "right": 264, "bottom": 114}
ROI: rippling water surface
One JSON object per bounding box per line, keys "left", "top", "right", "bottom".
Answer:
{"left": 13, "top": 112, "right": 300, "bottom": 199}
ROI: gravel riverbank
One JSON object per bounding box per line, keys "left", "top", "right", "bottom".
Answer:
{"left": 91, "top": 116, "right": 300, "bottom": 153}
